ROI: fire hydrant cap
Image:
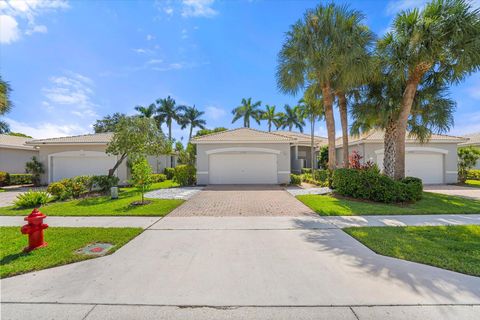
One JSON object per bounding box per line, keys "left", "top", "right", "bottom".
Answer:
{"left": 24, "top": 208, "right": 47, "bottom": 221}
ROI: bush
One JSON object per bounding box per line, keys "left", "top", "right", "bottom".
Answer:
{"left": 52, "top": 176, "right": 92, "bottom": 199}
{"left": 332, "top": 169, "right": 423, "bottom": 203}
{"left": 25, "top": 156, "right": 44, "bottom": 186}
{"left": 301, "top": 168, "right": 312, "bottom": 174}
{"left": 90, "top": 175, "right": 119, "bottom": 193}
{"left": 47, "top": 182, "right": 68, "bottom": 200}
{"left": 9, "top": 174, "right": 33, "bottom": 185}
{"left": 313, "top": 170, "right": 329, "bottom": 183}
{"left": 173, "top": 165, "right": 196, "bottom": 186}
{"left": 467, "top": 169, "right": 480, "bottom": 180}
{"left": 164, "top": 167, "right": 175, "bottom": 180}
{"left": 290, "top": 174, "right": 302, "bottom": 185}
{"left": 14, "top": 191, "right": 52, "bottom": 208}
{"left": 131, "top": 158, "right": 153, "bottom": 203}
{"left": 151, "top": 173, "right": 167, "bottom": 182}
{"left": 0, "top": 172, "right": 10, "bottom": 186}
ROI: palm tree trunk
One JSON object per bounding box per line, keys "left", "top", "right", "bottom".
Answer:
{"left": 168, "top": 119, "right": 173, "bottom": 168}
{"left": 189, "top": 125, "right": 193, "bottom": 141}
{"left": 310, "top": 113, "right": 315, "bottom": 175}
{"left": 268, "top": 121, "right": 272, "bottom": 132}
{"left": 289, "top": 125, "right": 292, "bottom": 131}
{"left": 322, "top": 84, "right": 336, "bottom": 170}
{"left": 383, "top": 119, "right": 396, "bottom": 178}
{"left": 337, "top": 92, "right": 349, "bottom": 168}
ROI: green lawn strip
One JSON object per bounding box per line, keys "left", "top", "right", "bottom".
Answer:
{"left": 344, "top": 225, "right": 480, "bottom": 277}
{"left": 0, "top": 180, "right": 184, "bottom": 216}
{"left": 465, "top": 180, "right": 480, "bottom": 188}
{"left": 0, "top": 226, "right": 142, "bottom": 278}
{"left": 297, "top": 192, "right": 480, "bottom": 216}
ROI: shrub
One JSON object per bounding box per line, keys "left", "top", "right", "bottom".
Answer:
{"left": 53, "top": 176, "right": 92, "bottom": 199}
{"left": 313, "top": 170, "right": 329, "bottom": 183}
{"left": 173, "top": 165, "right": 196, "bottom": 186}
{"left": 151, "top": 173, "right": 167, "bottom": 182}
{"left": 164, "top": 167, "right": 175, "bottom": 180}
{"left": 467, "top": 169, "right": 480, "bottom": 180}
{"left": 90, "top": 175, "right": 119, "bottom": 193}
{"left": 332, "top": 168, "right": 423, "bottom": 203}
{"left": 458, "top": 147, "right": 480, "bottom": 183}
{"left": 131, "top": 158, "right": 153, "bottom": 203}
{"left": 9, "top": 174, "right": 33, "bottom": 185}
{"left": 25, "top": 156, "right": 44, "bottom": 186}
{"left": 14, "top": 191, "right": 52, "bottom": 208}
{"left": 0, "top": 172, "right": 10, "bottom": 186}
{"left": 301, "top": 168, "right": 312, "bottom": 174}
{"left": 290, "top": 174, "right": 302, "bottom": 185}
{"left": 47, "top": 182, "right": 68, "bottom": 200}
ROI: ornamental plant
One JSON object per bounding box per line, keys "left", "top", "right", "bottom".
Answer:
{"left": 131, "top": 157, "right": 153, "bottom": 204}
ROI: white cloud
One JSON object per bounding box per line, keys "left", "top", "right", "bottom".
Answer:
{"left": 42, "top": 71, "right": 98, "bottom": 118}
{"left": 133, "top": 48, "right": 153, "bottom": 54}
{"left": 465, "top": 75, "right": 480, "bottom": 100}
{"left": 0, "top": 0, "right": 69, "bottom": 43}
{"left": 182, "top": 0, "right": 217, "bottom": 18}
{"left": 146, "top": 34, "right": 155, "bottom": 41}
{"left": 386, "top": 0, "right": 428, "bottom": 15}
{"left": 205, "top": 106, "right": 226, "bottom": 120}
{"left": 0, "top": 14, "right": 20, "bottom": 43}
{"left": 6, "top": 118, "right": 87, "bottom": 139}
{"left": 181, "top": 28, "right": 188, "bottom": 39}
{"left": 147, "top": 59, "right": 163, "bottom": 64}
{"left": 164, "top": 6, "right": 174, "bottom": 15}
{"left": 151, "top": 62, "right": 185, "bottom": 71}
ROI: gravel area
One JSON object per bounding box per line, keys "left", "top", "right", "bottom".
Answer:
{"left": 145, "top": 187, "right": 203, "bottom": 200}
{"left": 285, "top": 187, "right": 331, "bottom": 196}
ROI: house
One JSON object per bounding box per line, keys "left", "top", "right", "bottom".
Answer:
{"left": 0, "top": 134, "right": 39, "bottom": 174}
{"left": 26, "top": 132, "right": 176, "bottom": 185}
{"left": 335, "top": 130, "right": 466, "bottom": 184}
{"left": 459, "top": 132, "right": 480, "bottom": 169}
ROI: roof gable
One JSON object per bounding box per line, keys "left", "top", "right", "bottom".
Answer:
{"left": 0, "top": 134, "right": 36, "bottom": 150}
{"left": 27, "top": 132, "right": 113, "bottom": 145}
{"left": 191, "top": 128, "right": 294, "bottom": 143}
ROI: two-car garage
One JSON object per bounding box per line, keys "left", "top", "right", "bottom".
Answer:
{"left": 49, "top": 151, "right": 117, "bottom": 182}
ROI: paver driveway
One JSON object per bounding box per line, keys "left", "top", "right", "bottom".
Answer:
{"left": 168, "top": 184, "right": 316, "bottom": 216}
{"left": 424, "top": 184, "right": 480, "bottom": 200}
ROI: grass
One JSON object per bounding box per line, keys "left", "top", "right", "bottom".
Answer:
{"left": 0, "top": 180, "right": 184, "bottom": 216}
{"left": 465, "top": 180, "right": 480, "bottom": 188}
{"left": 0, "top": 226, "right": 142, "bottom": 278}
{"left": 297, "top": 192, "right": 480, "bottom": 216}
{"left": 344, "top": 225, "right": 480, "bottom": 277}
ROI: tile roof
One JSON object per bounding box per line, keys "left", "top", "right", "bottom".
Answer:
{"left": 0, "top": 134, "right": 36, "bottom": 150}
{"left": 459, "top": 132, "right": 480, "bottom": 146}
{"left": 272, "top": 130, "right": 328, "bottom": 146}
{"left": 335, "top": 130, "right": 466, "bottom": 146}
{"left": 27, "top": 132, "right": 113, "bottom": 145}
{"left": 191, "top": 128, "right": 294, "bottom": 143}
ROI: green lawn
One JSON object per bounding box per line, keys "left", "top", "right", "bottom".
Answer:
{"left": 0, "top": 226, "right": 142, "bottom": 278}
{"left": 297, "top": 192, "right": 480, "bottom": 216}
{"left": 465, "top": 180, "right": 480, "bottom": 188}
{"left": 344, "top": 225, "right": 480, "bottom": 277}
{"left": 0, "top": 180, "right": 184, "bottom": 216}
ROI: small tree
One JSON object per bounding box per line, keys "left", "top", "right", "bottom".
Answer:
{"left": 131, "top": 157, "right": 153, "bottom": 204}
{"left": 458, "top": 147, "right": 480, "bottom": 183}
{"left": 25, "top": 156, "right": 44, "bottom": 186}
{"left": 106, "top": 117, "right": 169, "bottom": 177}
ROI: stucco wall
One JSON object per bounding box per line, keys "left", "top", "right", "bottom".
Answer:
{"left": 336, "top": 142, "right": 459, "bottom": 183}
{"left": 147, "top": 155, "right": 176, "bottom": 173}
{"left": 0, "top": 148, "right": 39, "bottom": 174}
{"left": 196, "top": 143, "right": 291, "bottom": 185}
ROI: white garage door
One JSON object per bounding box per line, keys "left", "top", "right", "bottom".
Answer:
{"left": 377, "top": 152, "right": 444, "bottom": 184}
{"left": 52, "top": 154, "right": 117, "bottom": 182}
{"left": 209, "top": 153, "right": 277, "bottom": 184}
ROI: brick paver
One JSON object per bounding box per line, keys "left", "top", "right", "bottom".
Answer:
{"left": 168, "top": 185, "right": 316, "bottom": 216}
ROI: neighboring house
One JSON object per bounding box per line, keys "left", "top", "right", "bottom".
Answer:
{"left": 0, "top": 134, "right": 39, "bottom": 174}
{"left": 459, "top": 132, "right": 480, "bottom": 169}
{"left": 26, "top": 132, "right": 176, "bottom": 185}
{"left": 335, "top": 130, "right": 466, "bottom": 184}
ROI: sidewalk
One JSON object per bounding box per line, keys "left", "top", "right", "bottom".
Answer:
{"left": 0, "top": 216, "right": 160, "bottom": 229}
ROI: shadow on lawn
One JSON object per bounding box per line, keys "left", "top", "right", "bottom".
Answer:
{"left": 0, "top": 252, "right": 30, "bottom": 265}
{"left": 293, "top": 218, "right": 480, "bottom": 302}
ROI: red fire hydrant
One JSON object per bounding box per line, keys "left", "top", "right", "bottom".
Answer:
{"left": 21, "top": 208, "right": 48, "bottom": 252}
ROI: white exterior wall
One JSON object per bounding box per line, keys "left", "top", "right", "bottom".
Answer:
{"left": 196, "top": 143, "right": 291, "bottom": 185}
{"left": 0, "top": 147, "right": 39, "bottom": 173}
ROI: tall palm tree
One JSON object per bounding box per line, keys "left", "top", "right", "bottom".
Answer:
{"left": 231, "top": 98, "right": 263, "bottom": 128}
{"left": 277, "top": 3, "right": 369, "bottom": 170}
{"left": 378, "top": 0, "right": 480, "bottom": 179}
{"left": 280, "top": 104, "right": 305, "bottom": 132}
{"left": 179, "top": 105, "right": 207, "bottom": 141}
{"left": 300, "top": 88, "right": 324, "bottom": 173}
{"left": 262, "top": 105, "right": 282, "bottom": 132}
{"left": 155, "top": 96, "right": 182, "bottom": 141}
{"left": 0, "top": 75, "right": 12, "bottom": 134}
{"left": 135, "top": 104, "right": 156, "bottom": 118}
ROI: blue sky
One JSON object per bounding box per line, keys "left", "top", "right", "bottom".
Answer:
{"left": 1, "top": 0, "right": 479, "bottom": 142}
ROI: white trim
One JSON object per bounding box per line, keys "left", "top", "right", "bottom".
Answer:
{"left": 197, "top": 171, "right": 208, "bottom": 175}
{"left": 193, "top": 140, "right": 290, "bottom": 145}
{"left": 0, "top": 144, "right": 38, "bottom": 151}
{"left": 446, "top": 171, "right": 458, "bottom": 174}
{"left": 277, "top": 171, "right": 291, "bottom": 174}
{"left": 206, "top": 147, "right": 281, "bottom": 155}
{"left": 374, "top": 147, "right": 448, "bottom": 155}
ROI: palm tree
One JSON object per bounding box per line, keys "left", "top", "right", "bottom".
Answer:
{"left": 277, "top": 3, "right": 369, "bottom": 170}
{"left": 179, "top": 105, "right": 207, "bottom": 141}
{"left": 155, "top": 96, "right": 182, "bottom": 141}
{"left": 378, "top": 0, "right": 480, "bottom": 179}
{"left": 280, "top": 104, "right": 305, "bottom": 132}
{"left": 135, "top": 104, "right": 156, "bottom": 118}
{"left": 262, "top": 105, "right": 282, "bottom": 132}
{"left": 300, "top": 88, "right": 324, "bottom": 173}
{"left": 231, "top": 98, "right": 263, "bottom": 128}
{"left": 0, "top": 75, "right": 12, "bottom": 134}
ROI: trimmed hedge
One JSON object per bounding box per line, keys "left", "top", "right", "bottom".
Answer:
{"left": 467, "top": 169, "right": 480, "bottom": 180}
{"left": 332, "top": 168, "right": 423, "bottom": 203}
{"left": 0, "top": 172, "right": 10, "bottom": 186}
{"left": 173, "top": 165, "right": 196, "bottom": 186}
{"left": 164, "top": 167, "right": 175, "bottom": 180}
{"left": 290, "top": 174, "right": 302, "bottom": 185}
{"left": 151, "top": 173, "right": 167, "bottom": 182}
{"left": 9, "top": 174, "right": 33, "bottom": 185}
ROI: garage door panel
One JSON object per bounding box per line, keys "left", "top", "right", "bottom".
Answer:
{"left": 377, "top": 152, "right": 443, "bottom": 184}
{"left": 209, "top": 153, "right": 277, "bottom": 184}
{"left": 52, "top": 155, "right": 117, "bottom": 181}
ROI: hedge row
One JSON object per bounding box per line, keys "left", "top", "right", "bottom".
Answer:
{"left": 467, "top": 169, "right": 480, "bottom": 180}
{"left": 332, "top": 168, "right": 423, "bottom": 203}
{"left": 0, "top": 172, "right": 33, "bottom": 186}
